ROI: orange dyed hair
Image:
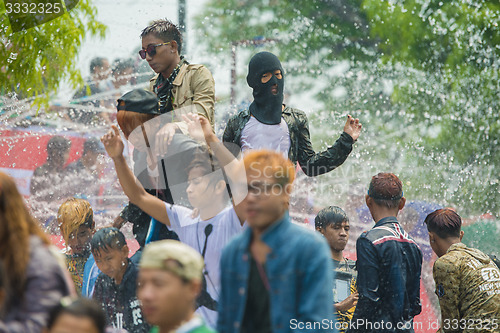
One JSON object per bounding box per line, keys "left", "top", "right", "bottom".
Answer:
{"left": 116, "top": 110, "right": 156, "bottom": 139}
{"left": 0, "top": 171, "right": 51, "bottom": 295}
{"left": 57, "top": 198, "right": 95, "bottom": 243}
{"left": 243, "top": 149, "right": 295, "bottom": 187}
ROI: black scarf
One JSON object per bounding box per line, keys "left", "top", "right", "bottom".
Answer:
{"left": 153, "top": 57, "right": 186, "bottom": 113}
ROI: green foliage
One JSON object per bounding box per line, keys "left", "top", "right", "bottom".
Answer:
{"left": 197, "top": 0, "right": 500, "bottom": 215}
{"left": 0, "top": 0, "right": 106, "bottom": 105}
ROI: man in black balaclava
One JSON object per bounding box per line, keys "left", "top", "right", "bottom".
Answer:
{"left": 247, "top": 51, "right": 285, "bottom": 125}
{"left": 223, "top": 51, "right": 363, "bottom": 177}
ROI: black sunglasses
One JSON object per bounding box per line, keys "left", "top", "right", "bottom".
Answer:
{"left": 139, "top": 42, "right": 171, "bottom": 59}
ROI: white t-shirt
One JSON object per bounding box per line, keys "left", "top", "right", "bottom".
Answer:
{"left": 241, "top": 116, "right": 290, "bottom": 156}
{"left": 165, "top": 204, "right": 244, "bottom": 327}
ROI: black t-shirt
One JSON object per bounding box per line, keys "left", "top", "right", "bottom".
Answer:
{"left": 241, "top": 256, "right": 272, "bottom": 333}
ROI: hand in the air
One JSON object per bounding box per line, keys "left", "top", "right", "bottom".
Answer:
{"left": 101, "top": 125, "right": 124, "bottom": 159}
{"left": 343, "top": 115, "right": 362, "bottom": 141}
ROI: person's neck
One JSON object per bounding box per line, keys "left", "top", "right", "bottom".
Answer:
{"left": 160, "top": 57, "right": 181, "bottom": 79}
{"left": 371, "top": 209, "right": 399, "bottom": 224}
{"left": 251, "top": 212, "right": 286, "bottom": 240}
{"left": 114, "top": 260, "right": 128, "bottom": 285}
{"left": 199, "top": 200, "right": 226, "bottom": 221}
{"left": 159, "top": 311, "right": 195, "bottom": 333}
{"left": 331, "top": 249, "right": 344, "bottom": 261}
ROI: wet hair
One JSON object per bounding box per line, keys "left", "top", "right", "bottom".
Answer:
{"left": 89, "top": 57, "right": 108, "bottom": 74}
{"left": 83, "top": 138, "right": 103, "bottom": 155}
{"left": 58, "top": 198, "right": 94, "bottom": 243}
{"left": 315, "top": 206, "right": 349, "bottom": 230}
{"left": 90, "top": 227, "right": 127, "bottom": 256}
{"left": 112, "top": 58, "right": 135, "bottom": 76}
{"left": 0, "top": 172, "right": 50, "bottom": 296}
{"left": 186, "top": 148, "right": 231, "bottom": 199}
{"left": 368, "top": 173, "right": 403, "bottom": 209}
{"left": 116, "top": 110, "right": 157, "bottom": 139}
{"left": 141, "top": 19, "right": 183, "bottom": 54}
{"left": 424, "top": 208, "right": 462, "bottom": 239}
{"left": 243, "top": 149, "right": 295, "bottom": 188}
{"left": 47, "top": 298, "right": 106, "bottom": 333}
{"left": 46, "top": 136, "right": 71, "bottom": 160}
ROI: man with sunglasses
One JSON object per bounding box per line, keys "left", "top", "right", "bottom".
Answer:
{"left": 114, "top": 19, "right": 215, "bottom": 246}
{"left": 223, "top": 51, "right": 362, "bottom": 177}
{"left": 139, "top": 19, "right": 215, "bottom": 141}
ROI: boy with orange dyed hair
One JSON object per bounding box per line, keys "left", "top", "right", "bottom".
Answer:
{"left": 218, "top": 149, "right": 334, "bottom": 333}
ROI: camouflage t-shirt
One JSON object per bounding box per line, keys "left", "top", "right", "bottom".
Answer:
{"left": 433, "top": 243, "right": 500, "bottom": 332}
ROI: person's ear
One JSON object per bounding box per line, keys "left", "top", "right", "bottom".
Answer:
{"left": 316, "top": 227, "right": 324, "bottom": 235}
{"left": 215, "top": 180, "right": 226, "bottom": 194}
{"left": 428, "top": 232, "right": 435, "bottom": 243}
{"left": 398, "top": 197, "right": 406, "bottom": 211}
{"left": 122, "top": 245, "right": 129, "bottom": 258}
{"left": 190, "top": 279, "right": 202, "bottom": 300}
{"left": 459, "top": 230, "right": 464, "bottom": 241}
{"left": 169, "top": 40, "right": 178, "bottom": 54}
{"left": 365, "top": 194, "right": 371, "bottom": 207}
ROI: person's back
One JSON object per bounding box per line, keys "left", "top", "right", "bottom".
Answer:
{"left": 425, "top": 209, "right": 500, "bottom": 332}
{"left": 351, "top": 173, "right": 422, "bottom": 332}
{"left": 356, "top": 219, "right": 422, "bottom": 324}
{"left": 434, "top": 243, "right": 500, "bottom": 323}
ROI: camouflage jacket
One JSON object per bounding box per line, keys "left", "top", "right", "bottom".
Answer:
{"left": 222, "top": 106, "right": 354, "bottom": 176}
{"left": 433, "top": 243, "right": 500, "bottom": 333}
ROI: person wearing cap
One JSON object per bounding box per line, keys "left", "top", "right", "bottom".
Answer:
{"left": 140, "top": 19, "right": 215, "bottom": 144}
{"left": 137, "top": 240, "right": 216, "bottom": 333}
{"left": 112, "top": 88, "right": 202, "bottom": 249}
{"left": 223, "top": 51, "right": 362, "bottom": 177}
{"left": 349, "top": 173, "right": 422, "bottom": 332}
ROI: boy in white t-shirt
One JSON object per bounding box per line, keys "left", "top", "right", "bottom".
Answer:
{"left": 101, "top": 123, "right": 246, "bottom": 327}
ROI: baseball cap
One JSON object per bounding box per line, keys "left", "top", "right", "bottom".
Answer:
{"left": 116, "top": 89, "right": 160, "bottom": 115}
{"left": 139, "top": 240, "right": 204, "bottom": 281}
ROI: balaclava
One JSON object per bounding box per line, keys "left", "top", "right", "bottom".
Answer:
{"left": 246, "top": 52, "right": 284, "bottom": 125}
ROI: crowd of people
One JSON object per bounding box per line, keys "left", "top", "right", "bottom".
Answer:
{"left": 1, "top": 18, "right": 499, "bottom": 333}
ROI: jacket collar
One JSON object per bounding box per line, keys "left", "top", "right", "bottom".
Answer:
{"left": 238, "top": 212, "right": 291, "bottom": 253}
{"left": 173, "top": 60, "right": 189, "bottom": 87}
{"left": 373, "top": 216, "right": 399, "bottom": 228}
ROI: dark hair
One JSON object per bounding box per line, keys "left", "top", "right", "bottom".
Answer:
{"left": 90, "top": 227, "right": 126, "bottom": 255}
{"left": 424, "top": 208, "right": 462, "bottom": 239}
{"left": 368, "top": 173, "right": 403, "bottom": 209}
{"left": 83, "top": 138, "right": 104, "bottom": 155}
{"left": 141, "top": 19, "right": 183, "bottom": 54}
{"left": 47, "top": 298, "right": 106, "bottom": 333}
{"left": 112, "top": 58, "right": 135, "bottom": 76}
{"left": 47, "top": 136, "right": 71, "bottom": 159}
{"left": 89, "top": 57, "right": 108, "bottom": 73}
{"left": 0, "top": 259, "right": 6, "bottom": 290}
{"left": 315, "top": 206, "right": 349, "bottom": 229}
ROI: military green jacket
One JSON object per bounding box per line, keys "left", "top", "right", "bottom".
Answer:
{"left": 222, "top": 106, "right": 354, "bottom": 177}
{"left": 433, "top": 243, "right": 500, "bottom": 332}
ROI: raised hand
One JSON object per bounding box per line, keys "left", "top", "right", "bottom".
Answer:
{"left": 343, "top": 115, "right": 362, "bottom": 141}
{"left": 154, "top": 122, "right": 179, "bottom": 156}
{"left": 182, "top": 113, "right": 217, "bottom": 144}
{"left": 101, "top": 125, "right": 124, "bottom": 159}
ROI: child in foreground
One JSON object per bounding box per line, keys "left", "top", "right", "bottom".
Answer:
{"left": 91, "top": 227, "right": 149, "bottom": 333}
